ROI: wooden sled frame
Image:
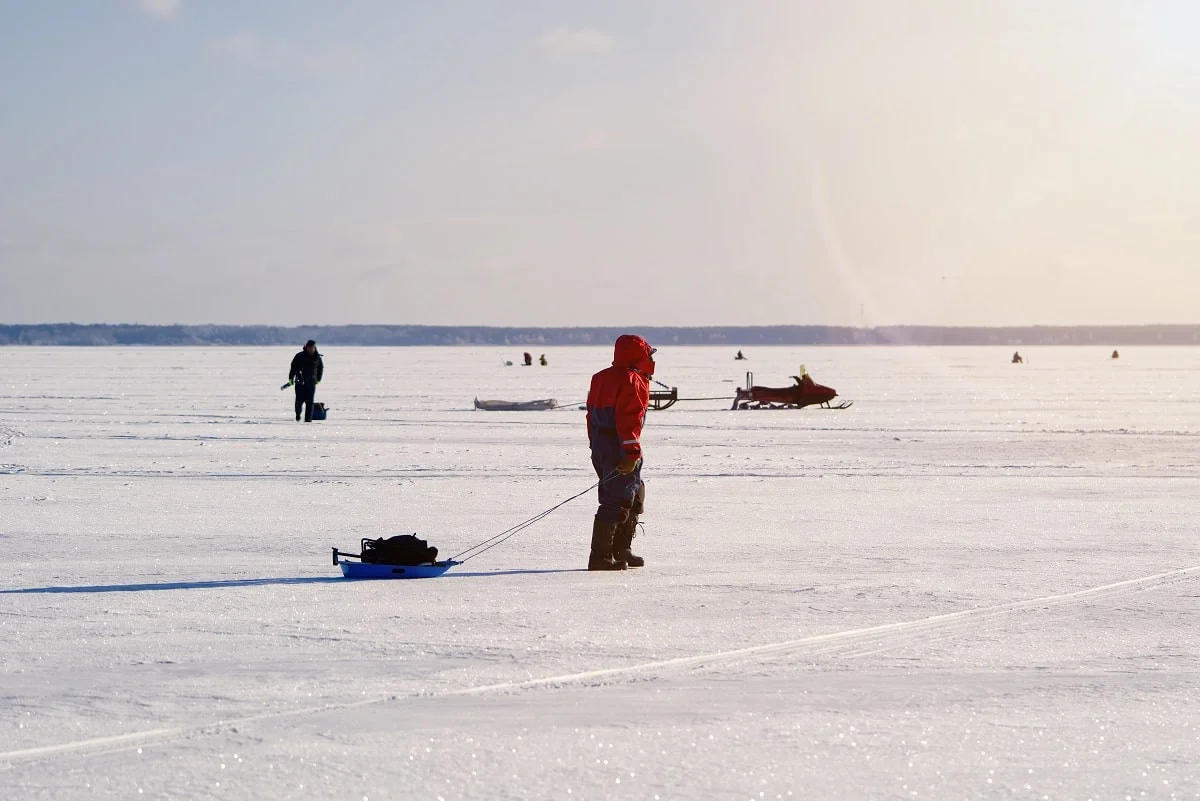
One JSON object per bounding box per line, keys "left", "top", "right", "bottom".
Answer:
{"left": 649, "top": 387, "right": 678, "bottom": 410}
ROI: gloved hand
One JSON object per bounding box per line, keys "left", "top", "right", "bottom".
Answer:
{"left": 615, "top": 454, "right": 641, "bottom": 475}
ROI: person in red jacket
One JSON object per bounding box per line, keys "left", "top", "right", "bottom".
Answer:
{"left": 585, "top": 334, "right": 656, "bottom": 570}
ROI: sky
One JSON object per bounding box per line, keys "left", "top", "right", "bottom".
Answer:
{"left": 2, "top": 0, "right": 1199, "bottom": 327}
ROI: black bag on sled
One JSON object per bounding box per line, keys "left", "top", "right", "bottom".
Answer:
{"left": 360, "top": 535, "right": 438, "bottom": 566}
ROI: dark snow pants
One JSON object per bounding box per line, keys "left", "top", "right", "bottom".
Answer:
{"left": 590, "top": 436, "right": 645, "bottom": 525}
{"left": 294, "top": 383, "right": 316, "bottom": 422}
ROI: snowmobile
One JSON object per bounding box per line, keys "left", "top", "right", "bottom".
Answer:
{"left": 731, "top": 368, "right": 851, "bottom": 410}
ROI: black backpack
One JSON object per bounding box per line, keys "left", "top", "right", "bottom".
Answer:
{"left": 360, "top": 535, "right": 438, "bottom": 566}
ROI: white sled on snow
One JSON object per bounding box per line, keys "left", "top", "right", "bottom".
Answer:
{"left": 473, "top": 397, "right": 558, "bottom": 411}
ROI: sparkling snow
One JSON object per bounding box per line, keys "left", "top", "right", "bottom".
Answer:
{"left": 2, "top": 345, "right": 1198, "bottom": 800}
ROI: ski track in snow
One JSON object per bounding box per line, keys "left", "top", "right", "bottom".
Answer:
{"left": 2, "top": 563, "right": 1195, "bottom": 768}
{"left": 0, "top": 427, "right": 23, "bottom": 475}
{"left": 0, "top": 426, "right": 21, "bottom": 447}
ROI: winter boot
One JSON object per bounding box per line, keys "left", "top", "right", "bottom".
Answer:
{"left": 613, "top": 518, "right": 644, "bottom": 568}
{"left": 588, "top": 519, "right": 627, "bottom": 571}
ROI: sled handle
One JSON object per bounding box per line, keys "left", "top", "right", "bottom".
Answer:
{"left": 332, "top": 547, "right": 363, "bottom": 565}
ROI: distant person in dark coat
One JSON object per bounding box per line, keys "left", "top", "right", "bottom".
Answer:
{"left": 288, "top": 340, "right": 324, "bottom": 422}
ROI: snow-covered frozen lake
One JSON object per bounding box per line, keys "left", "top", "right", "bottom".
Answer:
{"left": 2, "top": 345, "right": 1198, "bottom": 800}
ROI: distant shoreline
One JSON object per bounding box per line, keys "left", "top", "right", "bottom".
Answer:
{"left": 2, "top": 324, "right": 1199, "bottom": 347}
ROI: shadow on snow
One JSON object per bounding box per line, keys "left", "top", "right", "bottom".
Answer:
{"left": 0, "top": 568, "right": 588, "bottom": 594}
{"left": 0, "top": 577, "right": 346, "bottom": 594}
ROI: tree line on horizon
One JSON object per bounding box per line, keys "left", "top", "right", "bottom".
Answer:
{"left": 2, "top": 323, "right": 1200, "bottom": 347}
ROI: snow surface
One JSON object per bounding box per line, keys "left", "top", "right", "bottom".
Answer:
{"left": 2, "top": 345, "right": 1199, "bottom": 801}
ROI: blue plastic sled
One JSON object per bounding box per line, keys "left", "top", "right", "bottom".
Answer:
{"left": 332, "top": 547, "right": 458, "bottom": 579}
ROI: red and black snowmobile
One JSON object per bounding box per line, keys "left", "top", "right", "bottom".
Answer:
{"left": 731, "top": 369, "right": 851, "bottom": 410}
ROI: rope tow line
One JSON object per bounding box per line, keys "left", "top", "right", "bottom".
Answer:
{"left": 651, "top": 377, "right": 729, "bottom": 403}
{"left": 451, "top": 469, "right": 620, "bottom": 563}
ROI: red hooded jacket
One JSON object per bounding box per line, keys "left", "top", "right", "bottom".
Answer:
{"left": 586, "top": 335, "right": 655, "bottom": 458}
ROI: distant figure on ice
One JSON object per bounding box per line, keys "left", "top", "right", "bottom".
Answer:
{"left": 539, "top": 354, "right": 548, "bottom": 366}
{"left": 1111, "top": 349, "right": 1120, "bottom": 360}
{"left": 735, "top": 350, "right": 747, "bottom": 360}
{"left": 288, "top": 340, "right": 324, "bottom": 422}
{"left": 523, "top": 352, "right": 533, "bottom": 366}
{"left": 585, "top": 335, "right": 656, "bottom": 571}
{"left": 1011, "top": 351, "right": 1023, "bottom": 364}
